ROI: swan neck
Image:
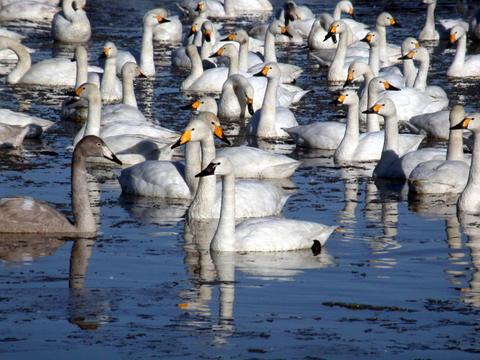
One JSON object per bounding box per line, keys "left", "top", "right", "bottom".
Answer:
{"left": 424, "top": 3, "right": 436, "bottom": 30}
{"left": 414, "top": 57, "right": 429, "bottom": 91}
{"left": 376, "top": 24, "right": 387, "bottom": 64}
{"left": 463, "top": 132, "right": 480, "bottom": 194}
{"left": 122, "top": 71, "right": 138, "bottom": 107}
{"left": 72, "top": 149, "right": 96, "bottom": 233}
{"left": 447, "top": 128, "right": 464, "bottom": 162}
{"left": 228, "top": 52, "right": 239, "bottom": 76}
{"left": 184, "top": 141, "right": 201, "bottom": 195}
{"left": 383, "top": 112, "right": 399, "bottom": 153}
{"left": 6, "top": 39, "right": 31, "bottom": 84}
{"left": 346, "top": 101, "right": 360, "bottom": 137}
{"left": 366, "top": 85, "right": 381, "bottom": 132}
{"left": 369, "top": 45, "right": 380, "bottom": 76}
{"left": 190, "top": 47, "right": 204, "bottom": 77}
{"left": 258, "top": 75, "right": 279, "bottom": 135}
{"left": 84, "top": 92, "right": 102, "bottom": 137}
{"left": 101, "top": 56, "right": 117, "bottom": 93}
{"left": 330, "top": 28, "right": 350, "bottom": 78}
{"left": 62, "top": 0, "right": 76, "bottom": 20}
{"left": 403, "top": 60, "right": 416, "bottom": 87}
{"left": 140, "top": 23, "right": 155, "bottom": 76}
{"left": 211, "top": 173, "right": 236, "bottom": 252}
{"left": 264, "top": 30, "right": 277, "bottom": 63}
{"left": 238, "top": 41, "right": 249, "bottom": 73}
{"left": 333, "top": 4, "right": 341, "bottom": 19}
{"left": 453, "top": 35, "right": 467, "bottom": 68}
{"left": 223, "top": 0, "right": 235, "bottom": 16}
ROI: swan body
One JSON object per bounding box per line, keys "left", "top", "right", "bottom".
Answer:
{"left": 52, "top": 0, "right": 91, "bottom": 43}
{"left": 284, "top": 121, "right": 345, "bottom": 150}
{"left": 0, "top": 109, "right": 53, "bottom": 138}
{"left": 246, "top": 63, "right": 298, "bottom": 139}
{"left": 448, "top": 25, "right": 480, "bottom": 78}
{"left": 197, "top": 157, "right": 335, "bottom": 252}
{"left": 0, "top": 124, "right": 29, "bottom": 148}
{"left": 0, "top": 1, "right": 59, "bottom": 21}
{"left": 409, "top": 106, "right": 470, "bottom": 194}
{"left": 219, "top": 74, "right": 256, "bottom": 119}
{"left": 409, "top": 110, "right": 450, "bottom": 139}
{"left": 0, "top": 136, "right": 121, "bottom": 234}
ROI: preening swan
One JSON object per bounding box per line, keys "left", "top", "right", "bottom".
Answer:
{"left": 196, "top": 157, "right": 335, "bottom": 252}
{"left": 0, "top": 136, "right": 121, "bottom": 235}
{"left": 448, "top": 24, "right": 480, "bottom": 78}
{"left": 409, "top": 105, "right": 470, "bottom": 194}
{"left": 52, "top": 0, "right": 91, "bottom": 43}
{"left": 219, "top": 74, "right": 256, "bottom": 119}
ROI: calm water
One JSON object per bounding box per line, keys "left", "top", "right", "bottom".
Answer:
{"left": 1, "top": 0, "right": 480, "bottom": 358}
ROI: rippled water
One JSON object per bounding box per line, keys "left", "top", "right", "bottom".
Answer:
{"left": 1, "top": 0, "right": 480, "bottom": 358}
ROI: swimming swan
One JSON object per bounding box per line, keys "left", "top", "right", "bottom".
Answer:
{"left": 419, "top": 0, "right": 440, "bottom": 41}
{"left": 448, "top": 25, "right": 480, "bottom": 78}
{"left": 0, "top": 136, "right": 121, "bottom": 235}
{"left": 0, "top": 123, "right": 30, "bottom": 148}
{"left": 196, "top": 156, "right": 336, "bottom": 252}
{"left": 52, "top": 0, "right": 91, "bottom": 43}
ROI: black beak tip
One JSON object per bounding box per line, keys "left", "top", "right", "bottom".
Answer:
{"left": 109, "top": 154, "right": 123, "bottom": 165}
{"left": 393, "top": 22, "right": 401, "bottom": 28}
{"left": 253, "top": 71, "right": 263, "bottom": 77}
{"left": 138, "top": 73, "right": 147, "bottom": 78}
{"left": 171, "top": 139, "right": 182, "bottom": 149}
{"left": 247, "top": 103, "right": 254, "bottom": 116}
{"left": 209, "top": 53, "right": 218, "bottom": 58}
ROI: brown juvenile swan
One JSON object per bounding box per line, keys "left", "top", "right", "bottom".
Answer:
{"left": 0, "top": 135, "right": 122, "bottom": 235}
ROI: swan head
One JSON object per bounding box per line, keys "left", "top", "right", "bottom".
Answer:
{"left": 195, "top": 1, "right": 206, "bottom": 13}
{"left": 171, "top": 113, "right": 230, "bottom": 149}
{"left": 338, "top": 1, "right": 355, "bottom": 18}
{"left": 189, "top": 18, "right": 202, "bottom": 37}
{"left": 253, "top": 62, "right": 281, "bottom": 79}
{"left": 74, "top": 82, "right": 101, "bottom": 101}
{"left": 344, "top": 61, "right": 371, "bottom": 87}
{"left": 363, "top": 98, "right": 396, "bottom": 117}
{"left": 222, "top": 29, "right": 249, "bottom": 44}
{"left": 377, "top": 12, "right": 401, "bottom": 28}
{"left": 401, "top": 37, "right": 420, "bottom": 54}
{"left": 368, "top": 77, "right": 401, "bottom": 94}
{"left": 324, "top": 20, "right": 347, "bottom": 43}
{"left": 449, "top": 105, "right": 466, "bottom": 128}
{"left": 201, "top": 21, "right": 214, "bottom": 42}
{"left": 183, "top": 96, "right": 218, "bottom": 114}
{"left": 360, "top": 31, "right": 379, "bottom": 47}
{"left": 75, "top": 135, "right": 122, "bottom": 165}
{"left": 268, "top": 20, "right": 293, "bottom": 38}
{"left": 195, "top": 157, "right": 233, "bottom": 178}
{"left": 72, "top": 0, "right": 86, "bottom": 11}
{"left": 334, "top": 89, "right": 358, "bottom": 106}
{"left": 398, "top": 46, "right": 429, "bottom": 62}
{"left": 450, "top": 25, "right": 467, "bottom": 43}
{"left": 121, "top": 62, "right": 145, "bottom": 79}
{"left": 209, "top": 44, "right": 238, "bottom": 59}
{"left": 451, "top": 113, "right": 480, "bottom": 131}
{"left": 145, "top": 8, "right": 171, "bottom": 25}
{"left": 100, "top": 41, "right": 117, "bottom": 59}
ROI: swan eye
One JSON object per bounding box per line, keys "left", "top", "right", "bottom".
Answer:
{"left": 269, "top": 67, "right": 272, "bottom": 69}
{"left": 97, "top": 143, "right": 101, "bottom": 146}
{"left": 211, "top": 121, "right": 215, "bottom": 125}
{"left": 191, "top": 128, "right": 195, "bottom": 131}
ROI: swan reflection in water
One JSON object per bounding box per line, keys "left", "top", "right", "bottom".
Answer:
{"left": 178, "top": 218, "right": 334, "bottom": 344}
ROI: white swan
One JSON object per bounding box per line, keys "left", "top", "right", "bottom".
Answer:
{"left": 333, "top": 90, "right": 423, "bottom": 164}
{"left": 448, "top": 24, "right": 480, "bottom": 78}
{"left": 98, "top": 41, "right": 123, "bottom": 103}
{"left": 171, "top": 15, "right": 209, "bottom": 69}
{"left": 73, "top": 83, "right": 177, "bottom": 164}
{"left": 376, "top": 12, "right": 402, "bottom": 66}
{"left": 221, "top": 29, "right": 263, "bottom": 72}
{"left": 0, "top": 136, "right": 121, "bottom": 235}
{"left": 185, "top": 96, "right": 218, "bottom": 115}
{"left": 152, "top": 8, "right": 182, "bottom": 43}
{"left": 0, "top": 36, "right": 80, "bottom": 86}
{"left": 246, "top": 63, "right": 297, "bottom": 139}
{"left": 113, "top": 10, "right": 169, "bottom": 77}
{"left": 196, "top": 156, "right": 335, "bottom": 252}
{"left": 61, "top": 45, "right": 101, "bottom": 122}
{"left": 120, "top": 114, "right": 290, "bottom": 219}
{"left": 0, "top": 123, "right": 30, "bottom": 148}
{"left": 409, "top": 105, "right": 470, "bottom": 194}
{"left": 409, "top": 110, "right": 451, "bottom": 140}
{"left": 219, "top": 74, "right": 256, "bottom": 119}
{"left": 0, "top": 0, "right": 59, "bottom": 21}
{"left": 419, "top": 0, "right": 440, "bottom": 41}
{"left": 365, "top": 99, "right": 445, "bottom": 180}
{"left": 178, "top": 0, "right": 272, "bottom": 18}
{"left": 454, "top": 113, "right": 480, "bottom": 212}
{"left": 0, "top": 109, "right": 53, "bottom": 138}
{"left": 52, "top": 0, "right": 91, "bottom": 43}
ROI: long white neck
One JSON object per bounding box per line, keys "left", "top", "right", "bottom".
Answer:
{"left": 211, "top": 173, "right": 236, "bottom": 252}
{"left": 366, "top": 84, "right": 381, "bottom": 132}
{"left": 452, "top": 34, "right": 467, "bottom": 71}
{"left": 72, "top": 149, "right": 96, "bottom": 233}
{"left": 376, "top": 24, "right": 388, "bottom": 65}
{"left": 336, "top": 100, "right": 360, "bottom": 160}
{"left": 188, "top": 136, "right": 217, "bottom": 219}
{"left": 382, "top": 111, "right": 399, "bottom": 153}
{"left": 75, "top": 53, "right": 88, "bottom": 88}
{"left": 447, "top": 128, "right": 464, "bottom": 161}
{"left": 459, "top": 131, "right": 480, "bottom": 210}
{"left": 413, "top": 56, "right": 429, "bottom": 91}
{"left": 422, "top": 2, "right": 436, "bottom": 35}
{"left": 101, "top": 55, "right": 117, "bottom": 96}
{"left": 238, "top": 40, "right": 249, "bottom": 73}
{"left": 227, "top": 52, "right": 239, "bottom": 76}
{"left": 5, "top": 39, "right": 31, "bottom": 84}
{"left": 223, "top": 0, "right": 235, "bottom": 17}
{"left": 333, "top": 4, "right": 342, "bottom": 19}
{"left": 369, "top": 44, "right": 380, "bottom": 76}
{"left": 184, "top": 142, "right": 201, "bottom": 195}
{"left": 329, "top": 28, "right": 350, "bottom": 82}
{"left": 140, "top": 22, "right": 155, "bottom": 76}
{"left": 84, "top": 92, "right": 102, "bottom": 137}
{"left": 358, "top": 68, "right": 374, "bottom": 125}
{"left": 122, "top": 71, "right": 137, "bottom": 108}
{"left": 62, "top": 0, "right": 76, "bottom": 21}
{"left": 257, "top": 75, "right": 279, "bottom": 136}
{"left": 200, "top": 38, "right": 213, "bottom": 60}
{"left": 403, "top": 58, "right": 417, "bottom": 87}
{"left": 190, "top": 47, "right": 204, "bottom": 78}
{"left": 264, "top": 29, "right": 277, "bottom": 63}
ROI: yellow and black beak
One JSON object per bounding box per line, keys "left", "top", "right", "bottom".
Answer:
{"left": 246, "top": 96, "right": 254, "bottom": 115}
{"left": 195, "top": 162, "right": 218, "bottom": 178}
{"left": 254, "top": 66, "right": 270, "bottom": 77}
{"left": 324, "top": 25, "right": 337, "bottom": 43}
{"left": 195, "top": 2, "right": 205, "bottom": 12}
{"left": 398, "top": 50, "right": 415, "bottom": 61}
{"left": 450, "top": 117, "right": 471, "bottom": 130}
{"left": 99, "top": 47, "right": 109, "bottom": 59}
{"left": 390, "top": 17, "right": 401, "bottom": 28}
{"left": 449, "top": 33, "right": 457, "bottom": 44}
{"left": 334, "top": 94, "right": 346, "bottom": 105}
{"left": 181, "top": 100, "right": 201, "bottom": 111}
{"left": 343, "top": 72, "right": 354, "bottom": 88}
{"left": 280, "top": 25, "right": 293, "bottom": 39}
{"left": 75, "top": 86, "right": 84, "bottom": 97}
{"left": 362, "top": 103, "right": 383, "bottom": 114}
{"left": 221, "top": 33, "right": 236, "bottom": 42}
{"left": 348, "top": 7, "right": 355, "bottom": 19}
{"left": 213, "top": 126, "right": 231, "bottom": 146}
{"left": 360, "top": 33, "right": 373, "bottom": 43}
{"left": 383, "top": 81, "right": 401, "bottom": 91}
{"left": 209, "top": 47, "right": 224, "bottom": 58}
{"left": 156, "top": 15, "right": 170, "bottom": 24}
{"left": 203, "top": 29, "right": 212, "bottom": 42}
{"left": 171, "top": 129, "right": 192, "bottom": 149}
{"left": 188, "top": 25, "right": 197, "bottom": 37}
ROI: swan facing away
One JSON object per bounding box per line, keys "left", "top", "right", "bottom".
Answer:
{"left": 452, "top": 113, "right": 480, "bottom": 212}
{"left": 52, "top": 0, "right": 91, "bottom": 43}
{"left": 196, "top": 156, "right": 336, "bottom": 252}
{"left": 409, "top": 105, "right": 470, "bottom": 194}
{"left": 0, "top": 136, "right": 122, "bottom": 235}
